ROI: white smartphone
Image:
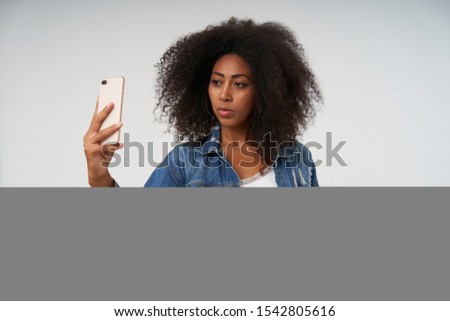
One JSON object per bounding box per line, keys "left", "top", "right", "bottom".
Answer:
{"left": 97, "top": 76, "right": 125, "bottom": 144}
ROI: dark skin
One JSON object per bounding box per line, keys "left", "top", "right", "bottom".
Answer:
{"left": 83, "top": 99, "right": 122, "bottom": 187}
{"left": 208, "top": 54, "right": 266, "bottom": 179}
{"left": 84, "top": 54, "right": 265, "bottom": 186}
{"left": 154, "top": 18, "right": 321, "bottom": 172}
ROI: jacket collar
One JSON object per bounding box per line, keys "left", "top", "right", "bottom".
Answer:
{"left": 198, "top": 123, "right": 296, "bottom": 158}
{"left": 199, "top": 123, "right": 222, "bottom": 155}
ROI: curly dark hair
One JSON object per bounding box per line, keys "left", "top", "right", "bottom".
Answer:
{"left": 155, "top": 17, "right": 322, "bottom": 164}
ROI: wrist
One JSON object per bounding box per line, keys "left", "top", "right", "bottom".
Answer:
{"left": 88, "top": 173, "right": 114, "bottom": 187}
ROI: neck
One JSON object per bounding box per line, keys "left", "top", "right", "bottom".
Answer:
{"left": 220, "top": 123, "right": 251, "bottom": 147}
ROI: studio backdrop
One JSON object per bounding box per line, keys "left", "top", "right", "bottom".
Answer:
{"left": 1, "top": 0, "right": 449, "bottom": 186}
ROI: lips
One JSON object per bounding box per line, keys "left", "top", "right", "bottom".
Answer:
{"left": 217, "top": 107, "right": 234, "bottom": 118}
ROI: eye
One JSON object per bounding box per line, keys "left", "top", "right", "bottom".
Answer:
{"left": 211, "top": 79, "right": 221, "bottom": 86}
{"left": 235, "top": 82, "right": 247, "bottom": 88}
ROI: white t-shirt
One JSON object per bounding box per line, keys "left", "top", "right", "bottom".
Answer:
{"left": 240, "top": 167, "right": 277, "bottom": 187}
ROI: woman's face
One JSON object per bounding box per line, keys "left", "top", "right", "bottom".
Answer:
{"left": 208, "top": 54, "right": 255, "bottom": 129}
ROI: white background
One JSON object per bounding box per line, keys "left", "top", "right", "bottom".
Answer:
{"left": 1, "top": 301, "right": 449, "bottom": 320}
{"left": 1, "top": 0, "right": 449, "bottom": 186}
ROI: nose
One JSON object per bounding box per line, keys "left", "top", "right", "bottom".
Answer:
{"left": 219, "top": 83, "right": 232, "bottom": 102}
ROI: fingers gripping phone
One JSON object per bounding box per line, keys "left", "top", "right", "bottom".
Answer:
{"left": 97, "top": 76, "right": 125, "bottom": 144}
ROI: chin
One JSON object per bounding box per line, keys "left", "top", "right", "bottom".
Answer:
{"left": 218, "top": 118, "right": 249, "bottom": 129}
{"left": 217, "top": 118, "right": 236, "bottom": 126}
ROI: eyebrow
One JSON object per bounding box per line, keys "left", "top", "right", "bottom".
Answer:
{"left": 211, "top": 71, "right": 251, "bottom": 80}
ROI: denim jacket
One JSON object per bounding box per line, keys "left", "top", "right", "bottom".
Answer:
{"left": 143, "top": 124, "right": 319, "bottom": 187}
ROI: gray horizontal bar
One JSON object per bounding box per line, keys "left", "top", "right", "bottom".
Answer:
{"left": 0, "top": 188, "right": 449, "bottom": 300}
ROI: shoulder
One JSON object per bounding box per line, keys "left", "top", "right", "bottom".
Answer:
{"left": 281, "top": 140, "right": 316, "bottom": 167}
{"left": 295, "top": 141, "right": 315, "bottom": 165}
{"left": 145, "top": 141, "right": 203, "bottom": 187}
{"left": 157, "top": 141, "right": 202, "bottom": 168}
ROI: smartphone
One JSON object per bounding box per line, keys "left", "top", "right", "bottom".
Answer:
{"left": 97, "top": 76, "right": 125, "bottom": 144}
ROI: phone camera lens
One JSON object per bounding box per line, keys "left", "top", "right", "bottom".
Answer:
{"left": 101, "top": 80, "right": 107, "bottom": 85}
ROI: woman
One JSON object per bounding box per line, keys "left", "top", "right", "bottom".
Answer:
{"left": 84, "top": 17, "right": 322, "bottom": 187}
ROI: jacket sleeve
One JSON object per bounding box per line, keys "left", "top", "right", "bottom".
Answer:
{"left": 308, "top": 150, "right": 319, "bottom": 187}
{"left": 297, "top": 142, "right": 319, "bottom": 187}
{"left": 144, "top": 145, "right": 186, "bottom": 187}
